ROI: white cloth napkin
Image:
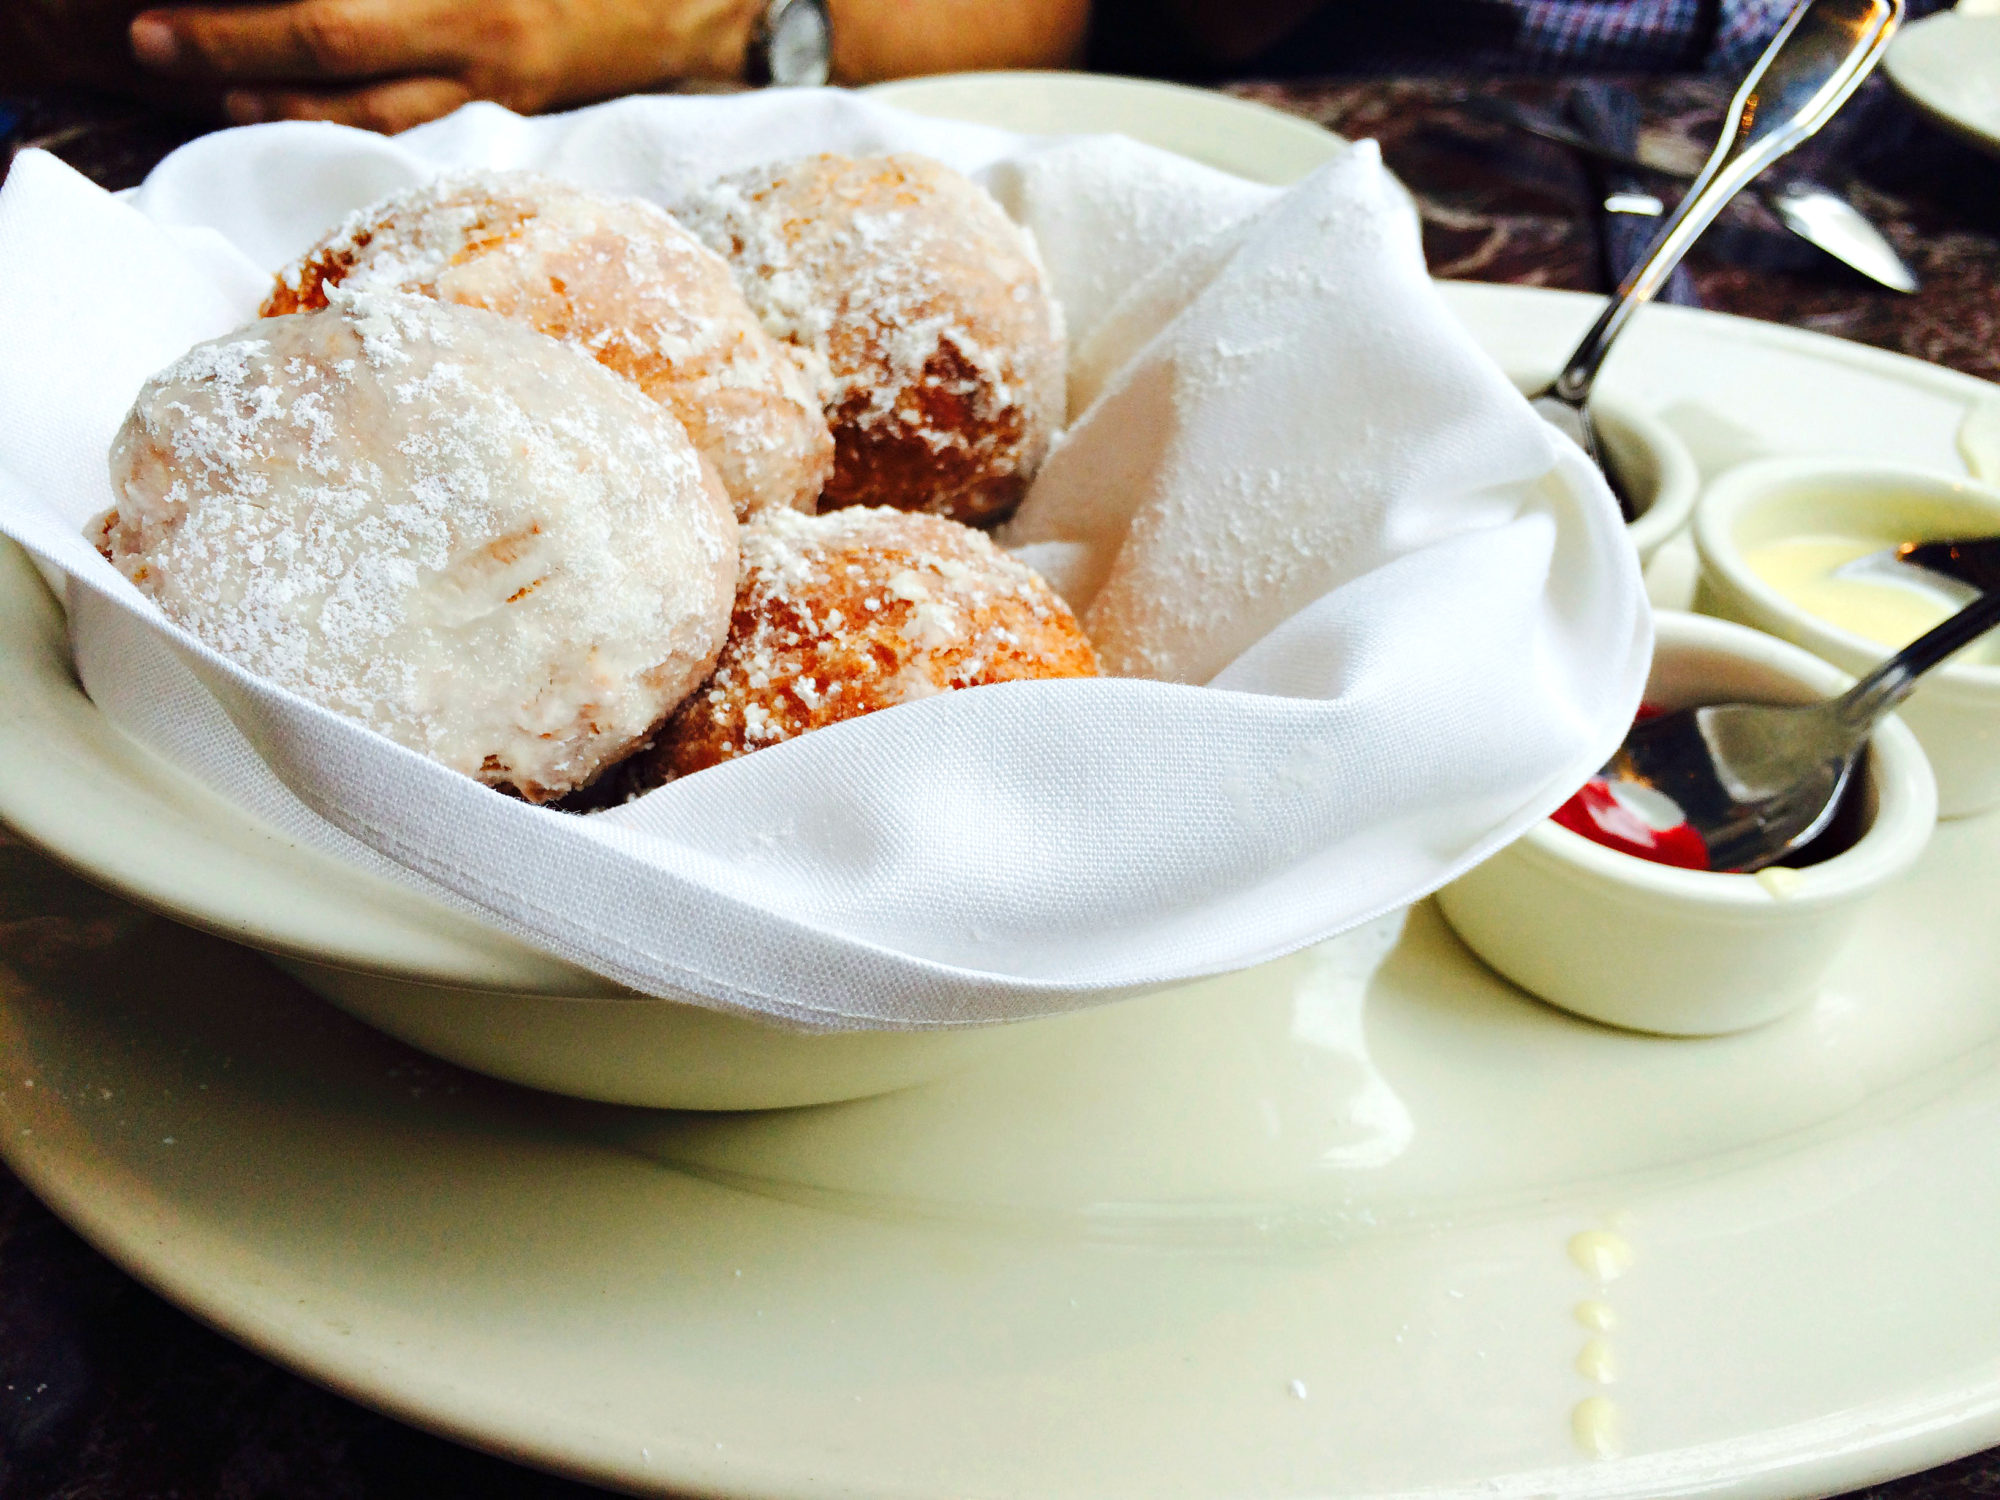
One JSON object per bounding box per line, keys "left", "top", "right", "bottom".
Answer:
{"left": 0, "top": 91, "right": 1648, "bottom": 1030}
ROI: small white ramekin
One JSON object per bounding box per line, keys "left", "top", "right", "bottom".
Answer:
{"left": 1600, "top": 395, "right": 1702, "bottom": 564}
{"left": 1693, "top": 457, "right": 2000, "bottom": 818}
{"left": 1435, "top": 611, "right": 1937, "bottom": 1036}
{"left": 1511, "top": 376, "right": 1700, "bottom": 565}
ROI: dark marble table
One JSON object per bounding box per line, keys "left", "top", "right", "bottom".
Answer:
{"left": 3, "top": 74, "right": 2000, "bottom": 1500}
{"left": 1230, "top": 75, "right": 2000, "bottom": 382}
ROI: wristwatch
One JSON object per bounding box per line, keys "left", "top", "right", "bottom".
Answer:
{"left": 746, "top": 0, "right": 833, "bottom": 87}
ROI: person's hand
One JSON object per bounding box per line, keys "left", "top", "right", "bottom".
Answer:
{"left": 125, "top": 0, "right": 763, "bottom": 132}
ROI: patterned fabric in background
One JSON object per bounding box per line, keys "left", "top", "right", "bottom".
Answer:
{"left": 1090, "top": 0, "right": 1950, "bottom": 79}
{"left": 1516, "top": 0, "right": 1791, "bottom": 70}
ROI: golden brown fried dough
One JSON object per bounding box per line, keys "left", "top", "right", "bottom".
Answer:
{"left": 642, "top": 505, "right": 1096, "bottom": 781}
{"left": 674, "top": 153, "right": 1065, "bottom": 526}
{"left": 106, "top": 291, "right": 737, "bottom": 802}
{"left": 266, "top": 171, "right": 832, "bottom": 519}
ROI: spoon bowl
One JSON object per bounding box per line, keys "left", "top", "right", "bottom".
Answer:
{"left": 1607, "top": 699, "right": 1860, "bottom": 873}
{"left": 1836, "top": 534, "right": 2000, "bottom": 605}
{"left": 1605, "top": 585, "right": 2000, "bottom": 873}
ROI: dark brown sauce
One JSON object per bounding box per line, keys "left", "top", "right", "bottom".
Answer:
{"left": 1775, "top": 744, "right": 1871, "bottom": 870}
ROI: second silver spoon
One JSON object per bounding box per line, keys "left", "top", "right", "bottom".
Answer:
{"left": 1606, "top": 583, "right": 1999, "bottom": 873}
{"left": 1529, "top": 0, "right": 1905, "bottom": 517}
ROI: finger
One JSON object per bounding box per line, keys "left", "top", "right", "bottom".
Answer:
{"left": 130, "top": 0, "right": 459, "bottom": 81}
{"left": 225, "top": 75, "right": 473, "bottom": 133}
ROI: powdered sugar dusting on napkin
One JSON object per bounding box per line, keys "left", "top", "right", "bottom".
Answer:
{"left": 1008, "top": 141, "right": 1564, "bottom": 684}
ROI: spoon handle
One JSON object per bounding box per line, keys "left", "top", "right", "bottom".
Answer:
{"left": 1837, "top": 581, "right": 2000, "bottom": 729}
{"left": 1552, "top": 0, "right": 1903, "bottom": 403}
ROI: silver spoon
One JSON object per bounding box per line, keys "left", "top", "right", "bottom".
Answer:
{"left": 1606, "top": 584, "right": 2000, "bottom": 873}
{"left": 1529, "top": 0, "right": 1905, "bottom": 518}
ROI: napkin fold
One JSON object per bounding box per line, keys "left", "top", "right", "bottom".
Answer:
{"left": 0, "top": 91, "right": 1647, "bottom": 1029}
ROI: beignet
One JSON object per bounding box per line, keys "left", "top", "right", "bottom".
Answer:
{"left": 643, "top": 504, "right": 1096, "bottom": 781}
{"left": 103, "top": 290, "right": 738, "bottom": 802}
{"left": 265, "top": 171, "right": 831, "bottom": 519}
{"left": 674, "top": 153, "right": 1064, "bottom": 526}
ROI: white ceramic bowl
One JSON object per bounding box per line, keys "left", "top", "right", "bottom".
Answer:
{"left": 1436, "top": 611, "right": 1937, "bottom": 1036}
{"left": 1508, "top": 376, "right": 1700, "bottom": 563}
{"left": 0, "top": 80, "right": 1365, "bottom": 1115}
{"left": 0, "top": 79, "right": 1688, "bottom": 1110}
{"left": 1693, "top": 457, "right": 2000, "bottom": 818}
{"left": 1884, "top": 7, "right": 2000, "bottom": 163}
{"left": 0, "top": 543, "right": 1046, "bottom": 1110}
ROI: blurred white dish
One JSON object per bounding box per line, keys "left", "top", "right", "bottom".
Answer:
{"left": 1885, "top": 5, "right": 2000, "bottom": 159}
{"left": 6, "top": 67, "right": 2000, "bottom": 1500}
{"left": 1694, "top": 457, "right": 2000, "bottom": 817}
{"left": 1438, "top": 611, "right": 1935, "bottom": 1035}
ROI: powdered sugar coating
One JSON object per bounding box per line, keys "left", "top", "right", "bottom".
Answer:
{"left": 104, "top": 291, "right": 738, "bottom": 801}
{"left": 264, "top": 171, "right": 832, "bottom": 519}
{"left": 641, "top": 505, "right": 1097, "bottom": 781}
{"left": 673, "top": 154, "right": 1065, "bottom": 526}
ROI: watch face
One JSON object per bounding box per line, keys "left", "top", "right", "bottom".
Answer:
{"left": 769, "top": 0, "right": 832, "bottom": 87}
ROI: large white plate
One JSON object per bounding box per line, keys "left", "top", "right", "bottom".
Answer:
{"left": 1884, "top": 5, "right": 2000, "bottom": 160}
{"left": 6, "top": 73, "right": 2000, "bottom": 1500}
